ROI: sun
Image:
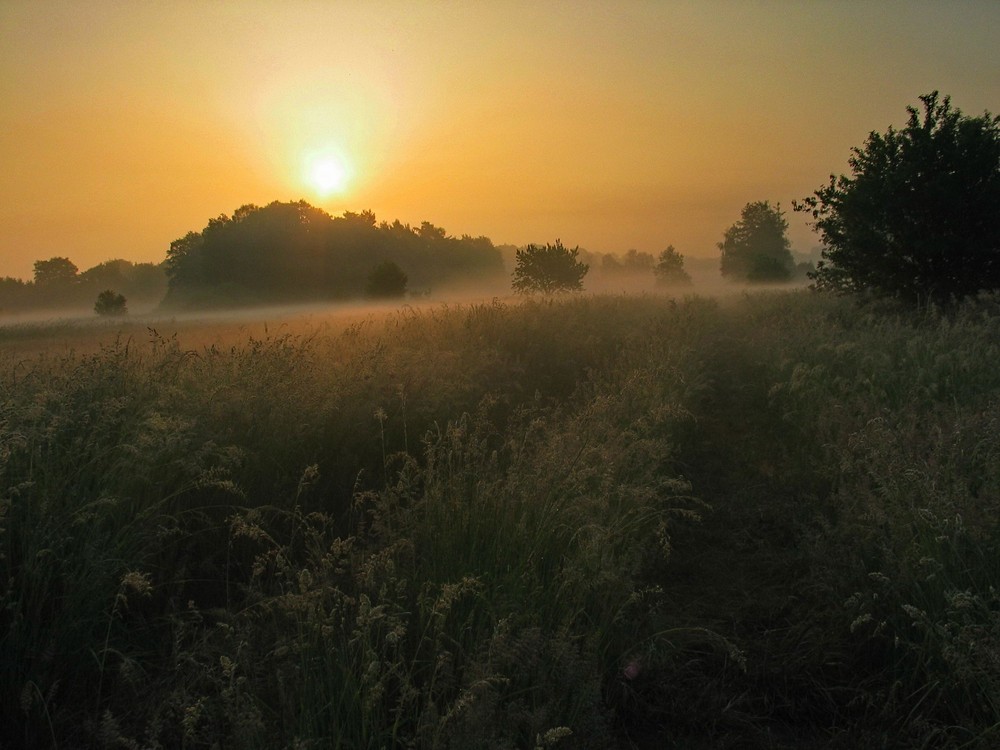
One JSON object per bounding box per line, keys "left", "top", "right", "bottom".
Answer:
{"left": 303, "top": 149, "right": 352, "bottom": 198}
{"left": 310, "top": 157, "right": 347, "bottom": 193}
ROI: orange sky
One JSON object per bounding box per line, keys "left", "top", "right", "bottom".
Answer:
{"left": 2, "top": 1, "right": 998, "bottom": 280}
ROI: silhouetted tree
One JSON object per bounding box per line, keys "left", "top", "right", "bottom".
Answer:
{"left": 719, "top": 201, "right": 793, "bottom": 282}
{"left": 165, "top": 231, "right": 205, "bottom": 287}
{"left": 366, "top": 260, "right": 408, "bottom": 298}
{"left": 33, "top": 257, "right": 78, "bottom": 286}
{"left": 417, "top": 221, "right": 447, "bottom": 241}
{"left": 512, "top": 240, "right": 589, "bottom": 294}
{"left": 654, "top": 246, "right": 692, "bottom": 286}
{"left": 94, "top": 290, "right": 127, "bottom": 316}
{"left": 795, "top": 92, "right": 1000, "bottom": 303}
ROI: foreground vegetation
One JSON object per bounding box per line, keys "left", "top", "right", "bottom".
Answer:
{"left": 2, "top": 291, "right": 1000, "bottom": 748}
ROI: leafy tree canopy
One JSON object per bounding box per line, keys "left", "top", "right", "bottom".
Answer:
{"left": 718, "top": 201, "right": 794, "bottom": 282}
{"left": 33, "top": 257, "right": 79, "bottom": 286}
{"left": 511, "top": 240, "right": 589, "bottom": 294}
{"left": 366, "top": 260, "right": 408, "bottom": 299}
{"left": 795, "top": 92, "right": 1000, "bottom": 304}
{"left": 94, "top": 289, "right": 127, "bottom": 316}
{"left": 654, "top": 246, "right": 692, "bottom": 286}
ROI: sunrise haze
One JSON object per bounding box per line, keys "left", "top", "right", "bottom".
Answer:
{"left": 2, "top": 0, "right": 998, "bottom": 280}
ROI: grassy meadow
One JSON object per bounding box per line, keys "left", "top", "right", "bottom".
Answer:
{"left": 2, "top": 290, "right": 1000, "bottom": 748}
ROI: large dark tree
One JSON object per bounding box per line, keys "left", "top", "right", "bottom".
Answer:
{"left": 795, "top": 92, "right": 1000, "bottom": 303}
{"left": 718, "top": 201, "right": 793, "bottom": 282}
{"left": 511, "top": 240, "right": 589, "bottom": 294}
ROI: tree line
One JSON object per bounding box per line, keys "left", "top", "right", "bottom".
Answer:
{"left": 515, "top": 92, "right": 999, "bottom": 303}
{"left": 0, "top": 258, "right": 166, "bottom": 315}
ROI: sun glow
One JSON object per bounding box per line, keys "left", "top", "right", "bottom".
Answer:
{"left": 303, "top": 148, "right": 352, "bottom": 198}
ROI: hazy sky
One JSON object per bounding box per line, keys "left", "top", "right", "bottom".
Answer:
{"left": 2, "top": 1, "right": 998, "bottom": 280}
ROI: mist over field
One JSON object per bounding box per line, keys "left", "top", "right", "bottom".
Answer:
{"left": 0, "top": 266, "right": 806, "bottom": 359}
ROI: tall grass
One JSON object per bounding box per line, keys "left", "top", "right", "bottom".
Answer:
{"left": 2, "top": 291, "right": 1000, "bottom": 747}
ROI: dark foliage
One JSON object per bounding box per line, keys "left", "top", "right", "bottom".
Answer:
{"left": 653, "top": 246, "right": 692, "bottom": 286}
{"left": 80, "top": 259, "right": 165, "bottom": 302}
{"left": 718, "top": 201, "right": 794, "bottom": 282}
{"left": 163, "top": 201, "right": 504, "bottom": 307}
{"left": 796, "top": 92, "right": 1000, "bottom": 303}
{"left": 94, "top": 289, "right": 128, "bottom": 316}
{"left": 365, "top": 260, "right": 408, "bottom": 298}
{"left": 0, "top": 259, "right": 165, "bottom": 313}
{"left": 33, "top": 257, "right": 78, "bottom": 286}
{"left": 0, "top": 277, "right": 31, "bottom": 312}
{"left": 511, "top": 240, "right": 589, "bottom": 294}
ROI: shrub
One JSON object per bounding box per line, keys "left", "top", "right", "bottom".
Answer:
{"left": 366, "top": 260, "right": 408, "bottom": 298}
{"left": 94, "top": 289, "right": 128, "bottom": 316}
{"left": 653, "top": 246, "right": 692, "bottom": 286}
{"left": 512, "top": 240, "right": 589, "bottom": 294}
{"left": 796, "top": 92, "right": 1000, "bottom": 304}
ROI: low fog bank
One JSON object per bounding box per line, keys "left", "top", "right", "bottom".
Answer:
{"left": 1, "top": 254, "right": 812, "bottom": 332}
{"left": 575, "top": 254, "right": 810, "bottom": 298}
{"left": 0, "top": 265, "right": 815, "bottom": 362}
{"left": 0, "top": 261, "right": 810, "bottom": 334}
{"left": 0, "top": 300, "right": 167, "bottom": 326}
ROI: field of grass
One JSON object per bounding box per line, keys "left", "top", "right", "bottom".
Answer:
{"left": 3, "top": 290, "right": 1000, "bottom": 748}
